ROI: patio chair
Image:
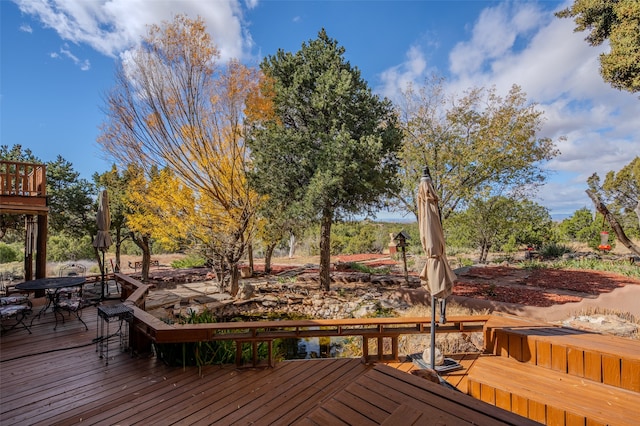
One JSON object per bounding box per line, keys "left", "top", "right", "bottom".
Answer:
{"left": 1, "top": 271, "right": 21, "bottom": 296}
{"left": 53, "top": 263, "right": 87, "bottom": 298}
{"left": 1, "top": 295, "right": 33, "bottom": 335}
{"left": 52, "top": 292, "right": 90, "bottom": 331}
{"left": 50, "top": 263, "right": 91, "bottom": 330}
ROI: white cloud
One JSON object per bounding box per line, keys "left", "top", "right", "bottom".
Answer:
{"left": 244, "top": 0, "right": 259, "bottom": 10}
{"left": 377, "top": 45, "right": 429, "bottom": 100}
{"left": 449, "top": 2, "right": 542, "bottom": 77}
{"left": 19, "top": 23, "right": 32, "bottom": 33}
{"left": 378, "top": 0, "right": 640, "bottom": 218}
{"left": 14, "top": 0, "right": 252, "bottom": 62}
{"left": 49, "top": 44, "right": 91, "bottom": 71}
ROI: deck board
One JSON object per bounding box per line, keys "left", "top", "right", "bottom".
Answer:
{"left": 2, "top": 301, "right": 528, "bottom": 425}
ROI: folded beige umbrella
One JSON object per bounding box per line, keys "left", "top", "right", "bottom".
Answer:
{"left": 418, "top": 169, "right": 456, "bottom": 370}
{"left": 93, "top": 190, "right": 113, "bottom": 299}
{"left": 418, "top": 173, "right": 456, "bottom": 299}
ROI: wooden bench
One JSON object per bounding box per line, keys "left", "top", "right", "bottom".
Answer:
{"left": 467, "top": 315, "right": 640, "bottom": 425}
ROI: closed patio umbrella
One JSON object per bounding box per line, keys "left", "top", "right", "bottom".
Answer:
{"left": 92, "top": 190, "right": 113, "bottom": 299}
{"left": 417, "top": 167, "right": 456, "bottom": 369}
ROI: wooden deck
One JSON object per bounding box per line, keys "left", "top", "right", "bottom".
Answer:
{"left": 471, "top": 315, "right": 640, "bottom": 425}
{"left": 1, "top": 301, "right": 532, "bottom": 425}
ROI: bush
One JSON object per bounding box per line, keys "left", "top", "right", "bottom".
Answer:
{"left": 0, "top": 243, "right": 21, "bottom": 263}
{"left": 171, "top": 254, "right": 206, "bottom": 268}
{"left": 540, "top": 243, "right": 572, "bottom": 258}
{"left": 302, "top": 221, "right": 420, "bottom": 256}
{"left": 47, "top": 235, "right": 95, "bottom": 261}
{"left": 154, "top": 310, "right": 284, "bottom": 367}
{"left": 346, "top": 262, "right": 391, "bottom": 275}
{"left": 119, "top": 239, "right": 141, "bottom": 255}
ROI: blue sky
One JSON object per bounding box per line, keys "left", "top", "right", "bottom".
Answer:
{"left": 1, "top": 0, "right": 638, "bottom": 220}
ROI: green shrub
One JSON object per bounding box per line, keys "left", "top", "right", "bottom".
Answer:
{"left": 520, "top": 258, "right": 640, "bottom": 279}
{"left": 0, "top": 243, "right": 21, "bottom": 263}
{"left": 303, "top": 221, "right": 420, "bottom": 256}
{"left": 540, "top": 243, "right": 572, "bottom": 258}
{"left": 119, "top": 239, "right": 141, "bottom": 255}
{"left": 47, "top": 235, "right": 94, "bottom": 261}
{"left": 171, "top": 254, "right": 206, "bottom": 268}
{"left": 346, "top": 262, "right": 391, "bottom": 275}
{"left": 154, "top": 310, "right": 285, "bottom": 368}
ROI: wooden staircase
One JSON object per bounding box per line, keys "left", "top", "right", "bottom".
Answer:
{"left": 467, "top": 315, "right": 640, "bottom": 425}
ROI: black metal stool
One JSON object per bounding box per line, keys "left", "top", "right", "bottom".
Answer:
{"left": 96, "top": 304, "right": 133, "bottom": 365}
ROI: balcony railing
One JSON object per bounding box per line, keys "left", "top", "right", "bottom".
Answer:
{"left": 0, "top": 161, "right": 47, "bottom": 197}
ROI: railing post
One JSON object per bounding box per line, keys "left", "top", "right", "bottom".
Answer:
{"left": 362, "top": 336, "right": 370, "bottom": 363}
{"left": 236, "top": 341, "right": 243, "bottom": 367}
{"left": 391, "top": 337, "right": 399, "bottom": 361}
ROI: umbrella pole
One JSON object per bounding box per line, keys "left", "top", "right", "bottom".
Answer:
{"left": 101, "top": 250, "right": 105, "bottom": 300}
{"left": 431, "top": 294, "right": 436, "bottom": 370}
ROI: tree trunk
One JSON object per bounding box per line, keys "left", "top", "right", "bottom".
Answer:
{"left": 586, "top": 189, "right": 640, "bottom": 256}
{"left": 114, "top": 227, "right": 123, "bottom": 272}
{"left": 289, "top": 233, "right": 296, "bottom": 258}
{"left": 141, "top": 236, "right": 151, "bottom": 281}
{"left": 479, "top": 242, "right": 491, "bottom": 263}
{"left": 319, "top": 209, "right": 333, "bottom": 291}
{"left": 248, "top": 243, "right": 254, "bottom": 273}
{"left": 229, "top": 263, "right": 239, "bottom": 297}
{"left": 130, "top": 232, "right": 152, "bottom": 281}
{"left": 264, "top": 243, "right": 276, "bottom": 274}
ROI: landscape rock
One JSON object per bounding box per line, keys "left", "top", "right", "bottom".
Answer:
{"left": 562, "top": 315, "right": 638, "bottom": 337}
{"left": 237, "top": 282, "right": 255, "bottom": 300}
{"left": 140, "top": 264, "right": 640, "bottom": 342}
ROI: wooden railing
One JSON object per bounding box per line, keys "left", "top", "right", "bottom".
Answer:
{"left": 0, "top": 161, "right": 46, "bottom": 197}
{"left": 115, "top": 273, "right": 490, "bottom": 367}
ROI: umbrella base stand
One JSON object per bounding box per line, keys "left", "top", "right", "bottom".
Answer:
{"left": 435, "top": 358, "right": 463, "bottom": 373}
{"left": 406, "top": 353, "right": 464, "bottom": 374}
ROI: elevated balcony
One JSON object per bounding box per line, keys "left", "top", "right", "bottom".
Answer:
{"left": 0, "top": 160, "right": 48, "bottom": 214}
{"left": 1, "top": 160, "right": 48, "bottom": 280}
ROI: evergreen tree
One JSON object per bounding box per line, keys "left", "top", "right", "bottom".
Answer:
{"left": 247, "top": 30, "right": 403, "bottom": 290}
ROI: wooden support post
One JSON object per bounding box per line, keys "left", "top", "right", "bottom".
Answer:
{"left": 36, "top": 213, "right": 47, "bottom": 279}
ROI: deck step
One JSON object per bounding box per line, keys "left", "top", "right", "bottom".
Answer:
{"left": 484, "top": 315, "right": 640, "bottom": 392}
{"left": 468, "top": 355, "right": 640, "bottom": 426}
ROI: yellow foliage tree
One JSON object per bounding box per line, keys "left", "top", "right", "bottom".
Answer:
{"left": 99, "top": 15, "right": 264, "bottom": 294}
{"left": 123, "top": 164, "right": 195, "bottom": 280}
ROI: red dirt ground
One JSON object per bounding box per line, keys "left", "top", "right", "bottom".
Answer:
{"left": 453, "top": 266, "right": 640, "bottom": 307}
{"left": 257, "top": 255, "right": 640, "bottom": 308}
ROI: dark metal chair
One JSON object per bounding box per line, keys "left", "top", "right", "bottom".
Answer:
{"left": 53, "top": 263, "right": 87, "bottom": 297}
{"left": 58, "top": 263, "right": 86, "bottom": 277}
{"left": 53, "top": 293, "right": 89, "bottom": 331}
{"left": 52, "top": 263, "right": 89, "bottom": 330}
{"left": 0, "top": 295, "right": 33, "bottom": 334}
